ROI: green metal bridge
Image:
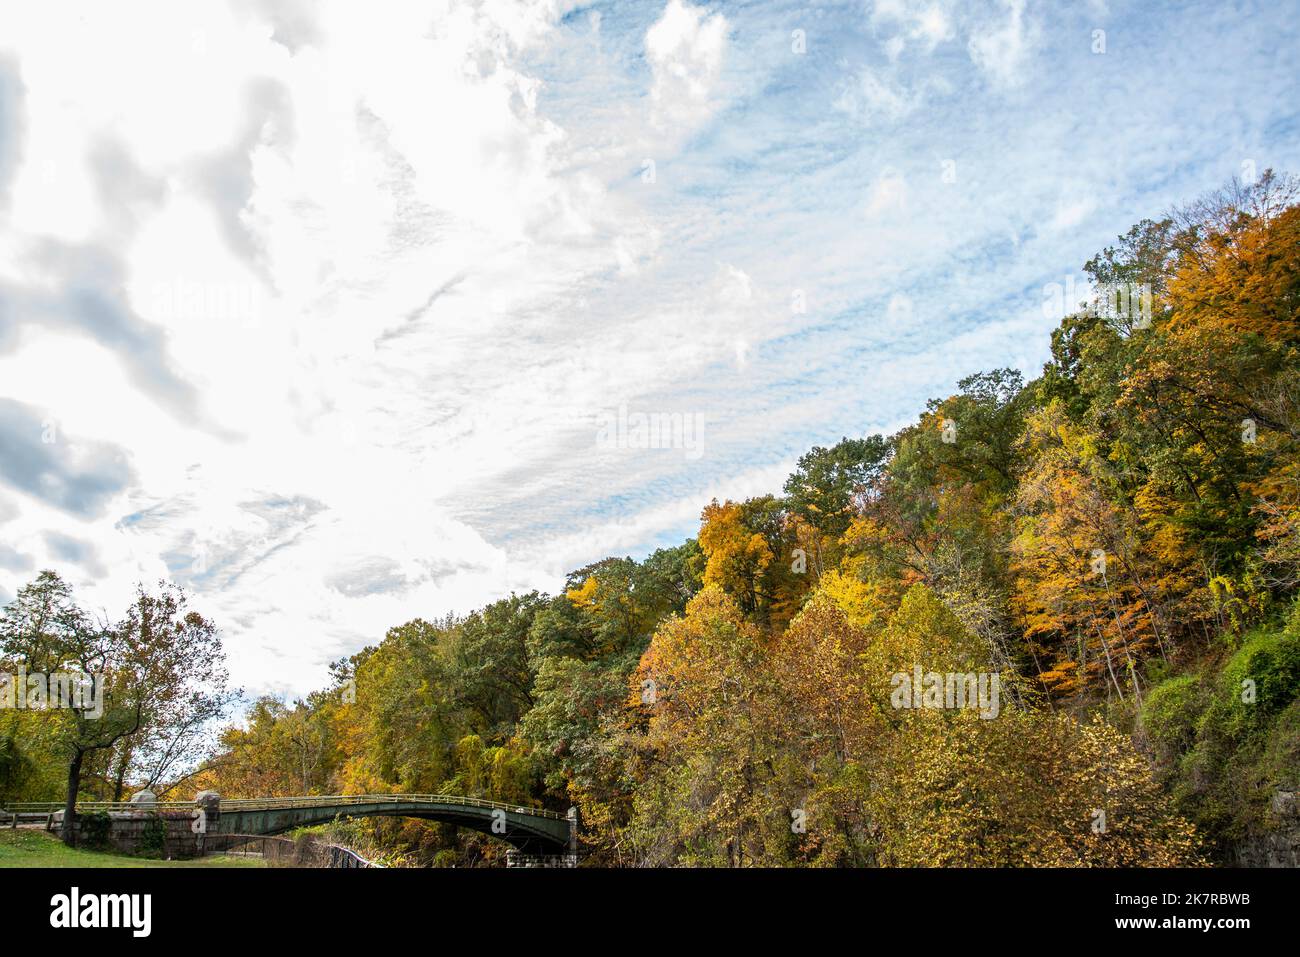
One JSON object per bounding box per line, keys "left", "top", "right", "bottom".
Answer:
{"left": 2, "top": 794, "right": 577, "bottom": 856}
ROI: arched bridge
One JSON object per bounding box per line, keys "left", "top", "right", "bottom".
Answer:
{"left": 4, "top": 794, "right": 577, "bottom": 857}
{"left": 204, "top": 794, "right": 576, "bottom": 854}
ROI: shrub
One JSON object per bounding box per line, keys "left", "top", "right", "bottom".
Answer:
{"left": 1150, "top": 612, "right": 1300, "bottom": 855}
{"left": 1214, "top": 625, "right": 1300, "bottom": 733}
{"left": 139, "top": 813, "right": 168, "bottom": 858}
{"left": 1259, "top": 699, "right": 1300, "bottom": 795}
{"left": 79, "top": 811, "right": 112, "bottom": 849}
{"left": 1141, "top": 674, "right": 1205, "bottom": 766}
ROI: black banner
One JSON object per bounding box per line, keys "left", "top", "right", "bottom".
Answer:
{"left": 0, "top": 866, "right": 1283, "bottom": 945}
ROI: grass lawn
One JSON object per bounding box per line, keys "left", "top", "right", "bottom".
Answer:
{"left": 0, "top": 828, "right": 266, "bottom": 868}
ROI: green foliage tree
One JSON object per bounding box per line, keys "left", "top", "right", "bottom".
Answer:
{"left": 0, "top": 572, "right": 230, "bottom": 843}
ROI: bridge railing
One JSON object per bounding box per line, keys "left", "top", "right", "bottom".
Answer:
{"left": 213, "top": 794, "right": 567, "bottom": 819}
{"left": 1, "top": 794, "right": 566, "bottom": 820}
{"left": 2, "top": 801, "right": 192, "bottom": 814}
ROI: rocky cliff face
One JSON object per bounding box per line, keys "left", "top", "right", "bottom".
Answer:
{"left": 1233, "top": 791, "right": 1300, "bottom": 867}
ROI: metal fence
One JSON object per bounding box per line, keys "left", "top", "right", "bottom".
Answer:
{"left": 201, "top": 833, "right": 383, "bottom": 868}
{"left": 1, "top": 793, "right": 565, "bottom": 819}
{"left": 505, "top": 851, "right": 580, "bottom": 868}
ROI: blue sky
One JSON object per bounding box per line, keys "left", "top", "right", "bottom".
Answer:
{"left": 1, "top": 0, "right": 1298, "bottom": 696}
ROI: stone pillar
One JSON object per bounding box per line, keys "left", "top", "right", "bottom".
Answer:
{"left": 194, "top": 790, "right": 221, "bottom": 855}
{"left": 566, "top": 805, "right": 580, "bottom": 863}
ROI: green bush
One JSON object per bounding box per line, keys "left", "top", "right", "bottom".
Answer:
{"left": 0, "top": 733, "right": 31, "bottom": 803}
{"left": 1141, "top": 674, "right": 1205, "bottom": 765}
{"left": 139, "top": 813, "right": 167, "bottom": 858}
{"left": 1214, "top": 625, "right": 1300, "bottom": 733}
{"left": 1149, "top": 614, "right": 1300, "bottom": 855}
{"left": 1259, "top": 699, "right": 1300, "bottom": 795}
{"left": 79, "top": 811, "right": 112, "bottom": 849}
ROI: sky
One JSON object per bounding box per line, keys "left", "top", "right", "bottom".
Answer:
{"left": 1, "top": 0, "right": 1298, "bottom": 699}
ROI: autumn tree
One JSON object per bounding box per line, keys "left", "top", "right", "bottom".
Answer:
{"left": 783, "top": 434, "right": 890, "bottom": 540}
{"left": 0, "top": 572, "right": 231, "bottom": 842}
{"left": 1011, "top": 403, "right": 1175, "bottom": 702}
{"left": 627, "top": 587, "right": 783, "bottom": 865}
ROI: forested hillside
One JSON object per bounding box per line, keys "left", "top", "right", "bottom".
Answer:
{"left": 6, "top": 172, "right": 1300, "bottom": 867}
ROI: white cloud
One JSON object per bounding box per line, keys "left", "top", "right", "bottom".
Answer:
{"left": 862, "top": 70, "right": 921, "bottom": 121}
{"left": 645, "top": 0, "right": 728, "bottom": 129}
{"left": 864, "top": 168, "right": 909, "bottom": 219}
{"left": 872, "top": 1, "right": 954, "bottom": 52}
{"left": 1049, "top": 194, "right": 1098, "bottom": 232}
{"left": 968, "top": 0, "right": 1039, "bottom": 88}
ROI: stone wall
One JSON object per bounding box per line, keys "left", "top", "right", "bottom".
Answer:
{"left": 68, "top": 811, "right": 204, "bottom": 859}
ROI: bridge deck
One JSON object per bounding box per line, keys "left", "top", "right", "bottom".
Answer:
{"left": 2, "top": 794, "right": 565, "bottom": 818}
{"left": 2, "top": 794, "right": 574, "bottom": 854}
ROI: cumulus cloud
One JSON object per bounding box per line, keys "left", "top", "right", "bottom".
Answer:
{"left": 0, "top": 543, "right": 32, "bottom": 573}
{"left": 0, "top": 398, "right": 134, "bottom": 517}
{"left": 645, "top": 0, "right": 728, "bottom": 128}
{"left": 43, "top": 530, "right": 108, "bottom": 579}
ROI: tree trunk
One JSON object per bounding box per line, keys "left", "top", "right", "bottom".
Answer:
{"left": 61, "top": 749, "right": 84, "bottom": 845}
{"left": 112, "top": 747, "right": 130, "bottom": 803}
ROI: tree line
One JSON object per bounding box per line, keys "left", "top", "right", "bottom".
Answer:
{"left": 3, "top": 171, "right": 1298, "bottom": 864}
